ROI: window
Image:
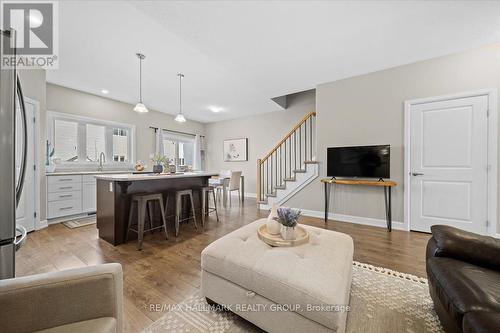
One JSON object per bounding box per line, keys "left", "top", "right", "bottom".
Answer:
{"left": 163, "top": 139, "right": 176, "bottom": 163}
{"left": 86, "top": 124, "right": 105, "bottom": 162}
{"left": 112, "top": 128, "right": 129, "bottom": 163}
{"left": 48, "top": 112, "right": 135, "bottom": 165}
{"left": 179, "top": 141, "right": 194, "bottom": 166}
{"left": 162, "top": 131, "right": 195, "bottom": 169}
{"left": 54, "top": 120, "right": 78, "bottom": 162}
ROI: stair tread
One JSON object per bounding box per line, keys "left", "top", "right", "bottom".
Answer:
{"left": 258, "top": 200, "right": 268, "bottom": 204}
{"left": 284, "top": 178, "right": 296, "bottom": 181}
{"left": 293, "top": 169, "right": 307, "bottom": 173}
{"left": 304, "top": 160, "right": 318, "bottom": 164}
{"left": 275, "top": 185, "right": 286, "bottom": 189}
{"left": 266, "top": 193, "right": 277, "bottom": 197}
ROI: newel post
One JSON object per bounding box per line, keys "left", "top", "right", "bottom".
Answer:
{"left": 257, "top": 159, "right": 261, "bottom": 202}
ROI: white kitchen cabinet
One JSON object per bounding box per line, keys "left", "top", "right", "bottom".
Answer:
{"left": 47, "top": 174, "right": 94, "bottom": 219}
{"left": 48, "top": 198, "right": 82, "bottom": 219}
{"left": 82, "top": 181, "right": 97, "bottom": 213}
{"left": 47, "top": 173, "right": 130, "bottom": 221}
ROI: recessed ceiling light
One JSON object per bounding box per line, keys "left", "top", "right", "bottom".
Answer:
{"left": 208, "top": 105, "right": 224, "bottom": 113}
{"left": 101, "top": 89, "right": 109, "bottom": 94}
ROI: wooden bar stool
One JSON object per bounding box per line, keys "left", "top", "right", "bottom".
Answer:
{"left": 175, "top": 189, "right": 198, "bottom": 237}
{"left": 126, "top": 193, "right": 168, "bottom": 250}
{"left": 201, "top": 186, "right": 219, "bottom": 228}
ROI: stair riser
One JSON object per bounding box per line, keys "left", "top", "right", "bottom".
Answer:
{"left": 260, "top": 164, "right": 319, "bottom": 210}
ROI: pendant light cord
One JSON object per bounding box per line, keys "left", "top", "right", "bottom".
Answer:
{"left": 178, "top": 73, "right": 184, "bottom": 115}
{"left": 139, "top": 56, "right": 143, "bottom": 103}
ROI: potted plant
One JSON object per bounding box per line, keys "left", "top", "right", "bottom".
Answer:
{"left": 276, "top": 207, "right": 301, "bottom": 241}
{"left": 165, "top": 158, "right": 176, "bottom": 174}
{"left": 151, "top": 153, "right": 167, "bottom": 174}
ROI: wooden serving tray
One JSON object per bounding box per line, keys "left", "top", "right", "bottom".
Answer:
{"left": 257, "top": 224, "right": 309, "bottom": 247}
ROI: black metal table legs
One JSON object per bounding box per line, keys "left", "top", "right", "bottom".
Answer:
{"left": 324, "top": 182, "right": 330, "bottom": 222}
{"left": 323, "top": 183, "right": 392, "bottom": 231}
{"left": 383, "top": 186, "right": 392, "bottom": 231}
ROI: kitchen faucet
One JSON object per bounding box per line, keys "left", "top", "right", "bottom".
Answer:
{"left": 98, "top": 152, "right": 106, "bottom": 171}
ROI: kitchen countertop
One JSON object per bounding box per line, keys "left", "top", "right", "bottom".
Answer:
{"left": 46, "top": 170, "right": 152, "bottom": 176}
{"left": 94, "top": 171, "right": 218, "bottom": 181}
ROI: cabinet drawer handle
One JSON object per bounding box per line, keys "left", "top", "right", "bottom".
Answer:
{"left": 59, "top": 194, "right": 72, "bottom": 198}
{"left": 59, "top": 206, "right": 74, "bottom": 211}
{"left": 59, "top": 186, "right": 73, "bottom": 190}
{"left": 59, "top": 179, "right": 73, "bottom": 182}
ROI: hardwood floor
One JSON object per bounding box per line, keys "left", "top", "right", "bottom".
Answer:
{"left": 16, "top": 198, "right": 431, "bottom": 333}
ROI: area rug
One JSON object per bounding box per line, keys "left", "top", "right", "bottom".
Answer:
{"left": 143, "top": 261, "right": 443, "bottom": 333}
{"left": 62, "top": 216, "right": 96, "bottom": 229}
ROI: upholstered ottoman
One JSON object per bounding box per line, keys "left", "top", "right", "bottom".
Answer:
{"left": 201, "top": 219, "right": 354, "bottom": 333}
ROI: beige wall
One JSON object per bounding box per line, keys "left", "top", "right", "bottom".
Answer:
{"left": 286, "top": 44, "right": 500, "bottom": 234}
{"left": 205, "top": 90, "right": 316, "bottom": 195}
{"left": 40, "top": 83, "right": 204, "bottom": 221}
{"left": 18, "top": 69, "right": 47, "bottom": 221}
{"left": 46, "top": 84, "right": 206, "bottom": 165}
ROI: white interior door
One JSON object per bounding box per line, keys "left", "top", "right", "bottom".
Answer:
{"left": 15, "top": 101, "right": 36, "bottom": 232}
{"left": 409, "top": 95, "right": 488, "bottom": 233}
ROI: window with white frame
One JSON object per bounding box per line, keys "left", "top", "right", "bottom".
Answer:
{"left": 162, "top": 131, "right": 194, "bottom": 168}
{"left": 47, "top": 112, "right": 135, "bottom": 165}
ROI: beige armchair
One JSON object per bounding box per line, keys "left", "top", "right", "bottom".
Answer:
{"left": 0, "top": 263, "right": 123, "bottom": 333}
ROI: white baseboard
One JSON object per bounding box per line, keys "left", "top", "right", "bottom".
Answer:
{"left": 36, "top": 219, "right": 48, "bottom": 230}
{"left": 48, "top": 212, "right": 95, "bottom": 224}
{"left": 299, "top": 209, "right": 407, "bottom": 231}
{"left": 227, "top": 192, "right": 256, "bottom": 198}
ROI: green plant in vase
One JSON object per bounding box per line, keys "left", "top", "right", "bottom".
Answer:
{"left": 276, "top": 207, "right": 301, "bottom": 240}
{"left": 151, "top": 153, "right": 167, "bottom": 174}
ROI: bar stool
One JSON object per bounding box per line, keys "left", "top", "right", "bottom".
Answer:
{"left": 126, "top": 193, "right": 168, "bottom": 250}
{"left": 201, "top": 186, "right": 219, "bottom": 228}
{"left": 175, "top": 189, "right": 198, "bottom": 237}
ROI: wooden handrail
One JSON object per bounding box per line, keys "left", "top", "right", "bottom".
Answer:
{"left": 259, "top": 111, "right": 316, "bottom": 164}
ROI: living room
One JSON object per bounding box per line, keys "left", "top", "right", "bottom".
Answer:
{"left": 1, "top": 1, "right": 499, "bottom": 333}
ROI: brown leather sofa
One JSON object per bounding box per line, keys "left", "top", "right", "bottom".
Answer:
{"left": 426, "top": 225, "right": 500, "bottom": 333}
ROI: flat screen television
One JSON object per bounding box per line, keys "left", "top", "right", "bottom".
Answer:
{"left": 327, "top": 145, "right": 390, "bottom": 179}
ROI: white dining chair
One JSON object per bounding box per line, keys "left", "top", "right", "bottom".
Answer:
{"left": 209, "top": 170, "right": 230, "bottom": 202}
{"left": 227, "top": 171, "right": 242, "bottom": 206}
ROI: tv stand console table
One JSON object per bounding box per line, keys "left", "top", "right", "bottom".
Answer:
{"left": 320, "top": 178, "right": 397, "bottom": 231}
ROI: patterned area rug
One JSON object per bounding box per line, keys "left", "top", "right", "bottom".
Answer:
{"left": 62, "top": 216, "right": 96, "bottom": 229}
{"left": 144, "top": 262, "right": 443, "bottom": 333}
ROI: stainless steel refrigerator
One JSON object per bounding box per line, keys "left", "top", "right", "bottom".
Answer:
{"left": 0, "top": 28, "right": 28, "bottom": 280}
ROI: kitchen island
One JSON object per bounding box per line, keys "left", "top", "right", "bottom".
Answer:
{"left": 95, "top": 172, "right": 218, "bottom": 245}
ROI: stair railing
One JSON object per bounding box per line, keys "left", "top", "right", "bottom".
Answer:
{"left": 257, "top": 111, "right": 316, "bottom": 202}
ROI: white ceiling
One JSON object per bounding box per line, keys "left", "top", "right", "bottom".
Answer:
{"left": 47, "top": 1, "right": 500, "bottom": 123}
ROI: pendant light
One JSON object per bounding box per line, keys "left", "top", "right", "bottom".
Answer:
{"left": 175, "top": 73, "right": 186, "bottom": 122}
{"left": 133, "top": 53, "right": 148, "bottom": 113}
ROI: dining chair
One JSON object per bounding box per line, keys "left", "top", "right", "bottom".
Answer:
{"left": 227, "top": 171, "right": 242, "bottom": 206}
{"left": 209, "top": 170, "right": 230, "bottom": 202}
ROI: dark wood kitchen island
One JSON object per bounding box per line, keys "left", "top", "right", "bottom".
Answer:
{"left": 95, "top": 172, "right": 218, "bottom": 245}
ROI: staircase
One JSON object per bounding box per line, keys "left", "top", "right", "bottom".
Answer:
{"left": 257, "top": 112, "right": 318, "bottom": 209}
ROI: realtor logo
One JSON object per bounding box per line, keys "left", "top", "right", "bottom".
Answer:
{"left": 1, "top": 1, "right": 59, "bottom": 68}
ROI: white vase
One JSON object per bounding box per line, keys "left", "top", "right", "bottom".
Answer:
{"left": 267, "top": 218, "right": 281, "bottom": 235}
{"left": 280, "top": 226, "right": 296, "bottom": 241}
{"left": 266, "top": 203, "right": 281, "bottom": 235}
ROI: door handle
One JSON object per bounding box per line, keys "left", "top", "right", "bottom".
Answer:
{"left": 14, "top": 225, "right": 27, "bottom": 251}
{"left": 411, "top": 172, "right": 424, "bottom": 176}
{"left": 15, "top": 76, "right": 28, "bottom": 208}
